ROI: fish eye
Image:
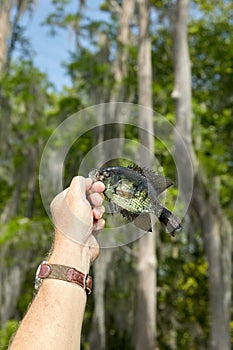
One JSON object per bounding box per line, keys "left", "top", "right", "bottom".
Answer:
{"left": 103, "top": 171, "right": 110, "bottom": 177}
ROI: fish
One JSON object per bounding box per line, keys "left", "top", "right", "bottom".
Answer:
{"left": 88, "top": 164, "right": 181, "bottom": 237}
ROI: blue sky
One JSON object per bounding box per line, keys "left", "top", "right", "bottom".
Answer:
{"left": 22, "top": 0, "right": 105, "bottom": 90}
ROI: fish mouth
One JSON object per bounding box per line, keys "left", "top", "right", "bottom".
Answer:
{"left": 88, "top": 168, "right": 110, "bottom": 182}
{"left": 88, "top": 168, "right": 102, "bottom": 181}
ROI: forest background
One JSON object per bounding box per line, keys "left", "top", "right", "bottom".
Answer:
{"left": 0, "top": 0, "right": 232, "bottom": 349}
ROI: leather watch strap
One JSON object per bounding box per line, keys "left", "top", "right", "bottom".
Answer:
{"left": 36, "top": 262, "right": 92, "bottom": 295}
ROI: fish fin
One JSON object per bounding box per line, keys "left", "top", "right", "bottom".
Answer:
{"left": 133, "top": 213, "right": 152, "bottom": 232}
{"left": 159, "top": 207, "right": 182, "bottom": 237}
{"left": 128, "top": 163, "right": 173, "bottom": 195}
{"left": 107, "top": 200, "right": 121, "bottom": 214}
{"left": 121, "top": 209, "right": 152, "bottom": 232}
{"left": 148, "top": 173, "right": 173, "bottom": 195}
{"left": 128, "top": 163, "right": 146, "bottom": 176}
{"left": 120, "top": 208, "right": 138, "bottom": 222}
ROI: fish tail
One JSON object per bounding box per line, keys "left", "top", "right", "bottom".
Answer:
{"left": 158, "top": 207, "right": 182, "bottom": 237}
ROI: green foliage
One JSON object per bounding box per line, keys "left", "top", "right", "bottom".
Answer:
{"left": 0, "top": 60, "right": 54, "bottom": 168}
{"left": 0, "top": 319, "right": 19, "bottom": 350}
{"left": 104, "top": 247, "right": 136, "bottom": 350}
{"left": 42, "top": 0, "right": 74, "bottom": 35}
{"left": 189, "top": 4, "right": 233, "bottom": 211}
{"left": 0, "top": 216, "right": 51, "bottom": 247}
{"left": 0, "top": 1, "right": 232, "bottom": 349}
{"left": 151, "top": 28, "right": 174, "bottom": 115}
{"left": 0, "top": 56, "right": 57, "bottom": 344}
{"left": 157, "top": 231, "right": 209, "bottom": 349}
{"left": 65, "top": 45, "right": 115, "bottom": 104}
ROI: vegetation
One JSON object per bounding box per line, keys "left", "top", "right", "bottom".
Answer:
{"left": 0, "top": 0, "right": 232, "bottom": 349}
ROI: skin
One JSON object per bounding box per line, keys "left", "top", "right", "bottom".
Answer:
{"left": 9, "top": 176, "right": 105, "bottom": 350}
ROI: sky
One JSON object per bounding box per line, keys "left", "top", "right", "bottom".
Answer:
{"left": 22, "top": 0, "right": 105, "bottom": 91}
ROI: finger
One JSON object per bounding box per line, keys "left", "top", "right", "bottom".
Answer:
{"left": 88, "top": 192, "right": 104, "bottom": 207}
{"left": 92, "top": 205, "right": 105, "bottom": 220}
{"left": 89, "top": 181, "right": 105, "bottom": 193}
{"left": 93, "top": 218, "right": 105, "bottom": 232}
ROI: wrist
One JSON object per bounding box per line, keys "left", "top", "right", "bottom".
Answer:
{"left": 48, "top": 229, "right": 92, "bottom": 274}
{"left": 35, "top": 261, "right": 92, "bottom": 295}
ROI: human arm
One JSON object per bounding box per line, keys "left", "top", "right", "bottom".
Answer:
{"left": 9, "top": 177, "right": 105, "bottom": 350}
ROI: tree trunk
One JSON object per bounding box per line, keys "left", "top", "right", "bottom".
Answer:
{"left": 0, "top": 0, "right": 35, "bottom": 73}
{"left": 0, "top": 0, "right": 11, "bottom": 73}
{"left": 111, "top": 0, "right": 135, "bottom": 101}
{"left": 89, "top": 3, "right": 135, "bottom": 349}
{"left": 172, "top": 1, "right": 231, "bottom": 349}
{"left": 192, "top": 174, "right": 231, "bottom": 350}
{"left": 135, "top": 1, "right": 156, "bottom": 349}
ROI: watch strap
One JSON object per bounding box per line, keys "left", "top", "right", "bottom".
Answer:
{"left": 36, "top": 262, "right": 92, "bottom": 295}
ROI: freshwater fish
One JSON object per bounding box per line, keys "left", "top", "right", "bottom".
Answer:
{"left": 89, "top": 164, "right": 181, "bottom": 236}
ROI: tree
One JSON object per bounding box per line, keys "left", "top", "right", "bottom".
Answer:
{"left": 0, "top": 0, "right": 11, "bottom": 72}
{"left": 135, "top": 0, "right": 156, "bottom": 349}
{"left": 0, "top": 61, "right": 54, "bottom": 329}
{"left": 1, "top": 1, "right": 232, "bottom": 348}
{"left": 172, "top": 0, "right": 231, "bottom": 349}
{"left": 89, "top": 2, "right": 135, "bottom": 349}
{"left": 0, "top": 0, "right": 35, "bottom": 73}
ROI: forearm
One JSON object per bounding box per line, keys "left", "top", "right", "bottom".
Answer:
{"left": 9, "top": 177, "right": 104, "bottom": 350}
{"left": 9, "top": 232, "right": 91, "bottom": 350}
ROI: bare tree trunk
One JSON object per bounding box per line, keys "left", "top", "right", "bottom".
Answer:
{"left": 111, "top": 0, "right": 135, "bottom": 102}
{"left": 89, "top": 3, "right": 135, "bottom": 349}
{"left": 0, "top": 0, "right": 35, "bottom": 73}
{"left": 0, "top": 0, "right": 12, "bottom": 73}
{"left": 135, "top": 1, "right": 156, "bottom": 349}
{"left": 192, "top": 174, "right": 231, "bottom": 350}
{"left": 172, "top": 1, "right": 231, "bottom": 349}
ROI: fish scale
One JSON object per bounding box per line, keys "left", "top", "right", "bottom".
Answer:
{"left": 110, "top": 193, "right": 154, "bottom": 214}
{"left": 89, "top": 164, "right": 182, "bottom": 236}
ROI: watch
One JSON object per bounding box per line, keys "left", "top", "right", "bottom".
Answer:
{"left": 35, "top": 261, "right": 92, "bottom": 295}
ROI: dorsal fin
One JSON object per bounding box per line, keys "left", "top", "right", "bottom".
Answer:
{"left": 146, "top": 172, "right": 173, "bottom": 195}
{"left": 128, "top": 163, "right": 145, "bottom": 176}
{"left": 128, "top": 163, "right": 173, "bottom": 195}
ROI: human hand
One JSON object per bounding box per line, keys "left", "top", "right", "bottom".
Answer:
{"left": 49, "top": 176, "right": 105, "bottom": 271}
